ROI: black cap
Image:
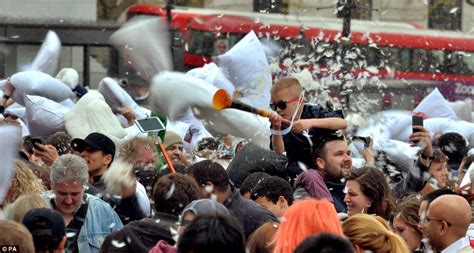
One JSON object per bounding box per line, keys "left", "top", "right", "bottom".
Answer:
{"left": 71, "top": 132, "right": 116, "bottom": 158}
{"left": 22, "top": 208, "right": 66, "bottom": 250}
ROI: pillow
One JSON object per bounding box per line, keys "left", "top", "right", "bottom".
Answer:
{"left": 24, "top": 95, "right": 69, "bottom": 138}
{"left": 217, "top": 31, "right": 271, "bottom": 108}
{"left": 64, "top": 91, "right": 127, "bottom": 139}
{"left": 414, "top": 88, "right": 457, "bottom": 119}
{"left": 10, "top": 70, "right": 74, "bottom": 106}
{"left": 150, "top": 71, "right": 271, "bottom": 149}
{"left": 356, "top": 110, "right": 412, "bottom": 141}
{"left": 109, "top": 17, "right": 171, "bottom": 81}
{"left": 4, "top": 104, "right": 26, "bottom": 121}
{"left": 55, "top": 68, "right": 79, "bottom": 89}
{"left": 29, "top": 30, "right": 61, "bottom": 76}
{"left": 186, "top": 62, "right": 235, "bottom": 95}
{"left": 98, "top": 77, "right": 148, "bottom": 119}
{"left": 0, "top": 125, "right": 22, "bottom": 205}
{"left": 449, "top": 98, "right": 472, "bottom": 122}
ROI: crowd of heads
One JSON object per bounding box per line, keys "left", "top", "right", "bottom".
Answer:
{"left": 0, "top": 71, "right": 473, "bottom": 253}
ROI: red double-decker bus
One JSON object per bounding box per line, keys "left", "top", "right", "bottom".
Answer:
{"left": 125, "top": 3, "right": 474, "bottom": 108}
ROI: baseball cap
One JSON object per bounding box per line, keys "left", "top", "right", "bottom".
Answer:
{"left": 22, "top": 208, "right": 66, "bottom": 250}
{"left": 71, "top": 132, "right": 116, "bottom": 157}
{"left": 179, "top": 199, "right": 230, "bottom": 226}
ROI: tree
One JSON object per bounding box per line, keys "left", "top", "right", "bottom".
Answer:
{"left": 97, "top": 0, "right": 138, "bottom": 20}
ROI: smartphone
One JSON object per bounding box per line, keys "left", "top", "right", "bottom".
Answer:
{"left": 31, "top": 138, "right": 45, "bottom": 147}
{"left": 352, "top": 136, "right": 371, "bottom": 148}
{"left": 412, "top": 115, "right": 424, "bottom": 133}
{"left": 135, "top": 117, "right": 165, "bottom": 133}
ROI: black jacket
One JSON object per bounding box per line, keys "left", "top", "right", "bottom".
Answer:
{"left": 325, "top": 180, "right": 347, "bottom": 213}
{"left": 223, "top": 188, "right": 278, "bottom": 239}
{"left": 86, "top": 175, "right": 146, "bottom": 224}
{"left": 100, "top": 212, "right": 177, "bottom": 253}
{"left": 227, "top": 143, "right": 288, "bottom": 188}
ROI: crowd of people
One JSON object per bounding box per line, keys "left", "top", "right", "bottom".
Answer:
{"left": 0, "top": 56, "right": 474, "bottom": 253}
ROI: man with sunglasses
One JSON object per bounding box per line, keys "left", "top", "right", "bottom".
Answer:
{"left": 420, "top": 194, "right": 472, "bottom": 252}
{"left": 269, "top": 77, "right": 347, "bottom": 180}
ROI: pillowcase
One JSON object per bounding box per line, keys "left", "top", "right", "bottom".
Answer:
{"left": 10, "top": 70, "right": 74, "bottom": 106}
{"left": 109, "top": 17, "right": 172, "bottom": 81}
{"left": 98, "top": 77, "right": 148, "bottom": 119}
{"left": 24, "top": 95, "right": 69, "bottom": 138}
{"left": 150, "top": 71, "right": 271, "bottom": 149}
{"left": 186, "top": 62, "right": 235, "bottom": 95}
{"left": 29, "top": 30, "right": 61, "bottom": 76}
{"left": 414, "top": 88, "right": 457, "bottom": 119}
{"left": 217, "top": 31, "right": 271, "bottom": 108}
{"left": 64, "top": 91, "right": 126, "bottom": 139}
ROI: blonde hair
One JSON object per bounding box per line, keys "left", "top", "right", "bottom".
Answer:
{"left": 4, "top": 194, "right": 51, "bottom": 223}
{"left": 343, "top": 214, "right": 409, "bottom": 253}
{"left": 247, "top": 222, "right": 279, "bottom": 253}
{"left": 271, "top": 77, "right": 302, "bottom": 96}
{"left": 0, "top": 220, "right": 35, "bottom": 253}
{"left": 5, "top": 160, "right": 46, "bottom": 204}
{"left": 273, "top": 199, "right": 344, "bottom": 253}
{"left": 119, "top": 136, "right": 157, "bottom": 164}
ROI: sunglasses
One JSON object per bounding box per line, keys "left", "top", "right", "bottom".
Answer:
{"left": 270, "top": 97, "right": 299, "bottom": 111}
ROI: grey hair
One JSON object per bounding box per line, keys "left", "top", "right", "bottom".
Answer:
{"left": 50, "top": 154, "right": 89, "bottom": 185}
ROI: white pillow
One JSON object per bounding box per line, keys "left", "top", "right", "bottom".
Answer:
{"left": 55, "top": 68, "right": 79, "bottom": 89}
{"left": 98, "top": 77, "right": 147, "bottom": 119}
{"left": 449, "top": 99, "right": 472, "bottom": 122}
{"left": 10, "top": 70, "right": 74, "bottom": 106}
{"left": 64, "top": 91, "right": 127, "bottom": 139}
{"left": 150, "top": 71, "right": 270, "bottom": 149}
{"left": 414, "top": 88, "right": 457, "bottom": 119}
{"left": 109, "top": 17, "right": 172, "bottom": 81}
{"left": 29, "top": 31, "right": 61, "bottom": 76}
{"left": 217, "top": 31, "right": 271, "bottom": 109}
{"left": 24, "top": 95, "right": 69, "bottom": 138}
{"left": 186, "top": 63, "right": 235, "bottom": 95}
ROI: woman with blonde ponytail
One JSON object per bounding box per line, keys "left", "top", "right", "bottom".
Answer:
{"left": 342, "top": 214, "right": 409, "bottom": 253}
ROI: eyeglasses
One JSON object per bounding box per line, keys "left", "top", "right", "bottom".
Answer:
{"left": 270, "top": 97, "right": 299, "bottom": 111}
{"left": 421, "top": 214, "right": 452, "bottom": 226}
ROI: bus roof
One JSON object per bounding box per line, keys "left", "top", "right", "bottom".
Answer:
{"left": 129, "top": 3, "right": 474, "bottom": 51}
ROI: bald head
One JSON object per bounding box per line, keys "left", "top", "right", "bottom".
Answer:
{"left": 428, "top": 194, "right": 471, "bottom": 236}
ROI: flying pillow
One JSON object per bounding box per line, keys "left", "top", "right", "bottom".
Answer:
{"left": 64, "top": 91, "right": 126, "bottom": 139}
{"left": 98, "top": 77, "right": 148, "bottom": 120}
{"left": 24, "top": 95, "right": 69, "bottom": 138}
{"left": 414, "top": 88, "right": 457, "bottom": 119}
{"left": 10, "top": 70, "right": 74, "bottom": 106}
{"left": 217, "top": 31, "right": 271, "bottom": 109}
{"left": 186, "top": 63, "right": 235, "bottom": 95}
{"left": 29, "top": 31, "right": 61, "bottom": 75}
{"left": 150, "top": 71, "right": 271, "bottom": 149}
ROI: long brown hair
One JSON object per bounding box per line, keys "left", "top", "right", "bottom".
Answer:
{"left": 346, "top": 167, "right": 395, "bottom": 220}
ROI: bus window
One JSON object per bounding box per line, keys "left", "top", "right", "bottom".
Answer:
{"left": 412, "top": 48, "right": 428, "bottom": 72}
{"left": 366, "top": 46, "right": 383, "bottom": 67}
{"left": 382, "top": 47, "right": 401, "bottom": 70}
{"left": 399, "top": 48, "right": 410, "bottom": 72}
{"left": 188, "top": 29, "right": 215, "bottom": 56}
{"left": 426, "top": 50, "right": 444, "bottom": 73}
{"left": 446, "top": 51, "right": 474, "bottom": 75}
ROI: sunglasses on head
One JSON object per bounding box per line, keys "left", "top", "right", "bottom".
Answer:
{"left": 270, "top": 97, "right": 299, "bottom": 111}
